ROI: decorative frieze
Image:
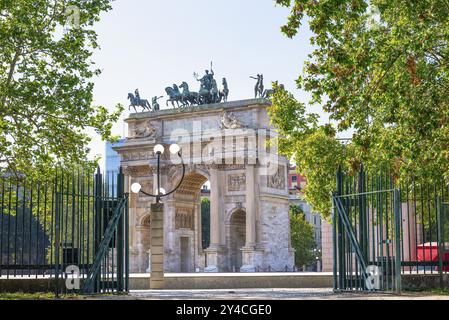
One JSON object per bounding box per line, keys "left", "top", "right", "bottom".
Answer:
{"left": 123, "top": 165, "right": 152, "bottom": 177}
{"left": 228, "top": 173, "right": 246, "bottom": 192}
{"left": 122, "top": 151, "right": 153, "bottom": 161}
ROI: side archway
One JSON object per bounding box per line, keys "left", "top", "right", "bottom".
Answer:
{"left": 228, "top": 209, "right": 246, "bottom": 271}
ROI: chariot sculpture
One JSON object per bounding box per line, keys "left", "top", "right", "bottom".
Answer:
{"left": 165, "top": 63, "right": 229, "bottom": 108}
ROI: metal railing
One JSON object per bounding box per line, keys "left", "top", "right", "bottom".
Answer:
{"left": 333, "top": 165, "right": 449, "bottom": 293}
{"left": 0, "top": 167, "right": 129, "bottom": 295}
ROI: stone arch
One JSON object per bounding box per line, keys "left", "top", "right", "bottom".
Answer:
{"left": 229, "top": 209, "right": 246, "bottom": 271}
{"left": 168, "top": 165, "right": 210, "bottom": 193}
{"left": 174, "top": 171, "right": 208, "bottom": 201}
{"left": 225, "top": 206, "right": 247, "bottom": 225}
{"left": 139, "top": 213, "right": 151, "bottom": 227}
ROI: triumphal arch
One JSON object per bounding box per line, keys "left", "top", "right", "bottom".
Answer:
{"left": 114, "top": 98, "right": 294, "bottom": 273}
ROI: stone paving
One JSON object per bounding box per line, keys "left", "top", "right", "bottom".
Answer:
{"left": 127, "top": 288, "right": 449, "bottom": 300}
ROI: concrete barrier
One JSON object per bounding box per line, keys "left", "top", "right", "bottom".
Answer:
{"left": 129, "top": 273, "right": 334, "bottom": 290}
{"left": 1, "top": 272, "right": 448, "bottom": 292}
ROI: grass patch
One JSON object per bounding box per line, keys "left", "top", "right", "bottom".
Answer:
{"left": 0, "top": 292, "right": 130, "bottom": 300}
{"left": 0, "top": 292, "right": 83, "bottom": 300}
{"left": 404, "top": 288, "right": 449, "bottom": 296}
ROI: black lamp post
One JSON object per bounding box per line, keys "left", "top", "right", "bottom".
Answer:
{"left": 130, "top": 143, "right": 185, "bottom": 202}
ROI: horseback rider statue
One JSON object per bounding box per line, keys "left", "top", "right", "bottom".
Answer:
{"left": 127, "top": 88, "right": 151, "bottom": 112}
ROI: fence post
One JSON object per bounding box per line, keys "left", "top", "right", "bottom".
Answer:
{"left": 332, "top": 193, "right": 338, "bottom": 291}
{"left": 125, "top": 191, "right": 129, "bottom": 292}
{"left": 54, "top": 189, "right": 61, "bottom": 298}
{"left": 116, "top": 167, "right": 124, "bottom": 292}
{"left": 358, "top": 165, "right": 368, "bottom": 262}
{"left": 335, "top": 165, "right": 344, "bottom": 290}
{"left": 393, "top": 188, "right": 402, "bottom": 294}
{"left": 94, "top": 166, "right": 103, "bottom": 293}
{"left": 437, "top": 196, "right": 444, "bottom": 289}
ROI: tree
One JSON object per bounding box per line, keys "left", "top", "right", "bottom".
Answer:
{"left": 201, "top": 197, "right": 210, "bottom": 249}
{"left": 270, "top": 1, "right": 449, "bottom": 218}
{"left": 0, "top": 0, "right": 123, "bottom": 177}
{"left": 289, "top": 205, "right": 316, "bottom": 268}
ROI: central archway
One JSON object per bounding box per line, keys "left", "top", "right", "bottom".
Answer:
{"left": 172, "top": 171, "right": 209, "bottom": 272}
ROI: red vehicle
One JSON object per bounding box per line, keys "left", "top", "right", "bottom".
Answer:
{"left": 417, "top": 242, "right": 449, "bottom": 272}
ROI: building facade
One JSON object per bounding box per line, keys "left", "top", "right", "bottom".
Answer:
{"left": 288, "top": 166, "right": 322, "bottom": 271}
{"left": 104, "top": 139, "right": 125, "bottom": 197}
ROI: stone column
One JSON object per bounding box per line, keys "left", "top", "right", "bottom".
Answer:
{"left": 245, "top": 164, "right": 256, "bottom": 247}
{"left": 135, "top": 226, "right": 144, "bottom": 273}
{"left": 240, "top": 165, "right": 257, "bottom": 272}
{"left": 150, "top": 203, "right": 164, "bottom": 289}
{"left": 321, "top": 219, "right": 333, "bottom": 272}
{"left": 205, "top": 167, "right": 225, "bottom": 272}
{"left": 153, "top": 173, "right": 158, "bottom": 194}
{"left": 146, "top": 249, "right": 151, "bottom": 273}
{"left": 209, "top": 167, "right": 220, "bottom": 246}
{"left": 194, "top": 199, "right": 202, "bottom": 270}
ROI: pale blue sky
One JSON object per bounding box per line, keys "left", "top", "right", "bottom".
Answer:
{"left": 87, "top": 0, "right": 319, "bottom": 167}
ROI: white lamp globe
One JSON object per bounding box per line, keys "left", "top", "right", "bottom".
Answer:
{"left": 169, "top": 143, "right": 181, "bottom": 154}
{"left": 158, "top": 188, "right": 166, "bottom": 195}
{"left": 154, "top": 144, "right": 165, "bottom": 154}
{"left": 131, "top": 183, "right": 142, "bottom": 194}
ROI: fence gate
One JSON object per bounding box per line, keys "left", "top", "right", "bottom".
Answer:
{"left": 332, "top": 166, "right": 402, "bottom": 293}
{"left": 0, "top": 167, "right": 129, "bottom": 296}
{"left": 333, "top": 165, "right": 449, "bottom": 293}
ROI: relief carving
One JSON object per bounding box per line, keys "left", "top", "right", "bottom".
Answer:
{"left": 220, "top": 111, "right": 246, "bottom": 129}
{"left": 138, "top": 180, "right": 153, "bottom": 198}
{"left": 129, "top": 120, "right": 156, "bottom": 139}
{"left": 228, "top": 173, "right": 246, "bottom": 192}
{"left": 175, "top": 207, "right": 193, "bottom": 230}
{"left": 267, "top": 166, "right": 285, "bottom": 190}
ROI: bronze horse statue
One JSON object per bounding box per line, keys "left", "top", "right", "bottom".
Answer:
{"left": 127, "top": 93, "right": 151, "bottom": 112}
{"left": 165, "top": 84, "right": 183, "bottom": 108}
{"left": 179, "top": 82, "right": 200, "bottom": 106}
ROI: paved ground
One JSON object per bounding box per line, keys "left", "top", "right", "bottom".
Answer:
{"left": 125, "top": 288, "right": 449, "bottom": 300}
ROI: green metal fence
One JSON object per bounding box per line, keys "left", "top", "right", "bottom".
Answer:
{"left": 333, "top": 165, "right": 449, "bottom": 293}
{"left": 0, "top": 167, "right": 129, "bottom": 295}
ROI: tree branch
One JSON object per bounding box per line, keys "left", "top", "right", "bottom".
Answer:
{"left": 1, "top": 45, "right": 22, "bottom": 114}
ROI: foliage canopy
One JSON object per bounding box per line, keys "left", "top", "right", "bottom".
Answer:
{"left": 271, "top": 0, "right": 449, "bottom": 218}
{"left": 0, "top": 0, "right": 123, "bottom": 177}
